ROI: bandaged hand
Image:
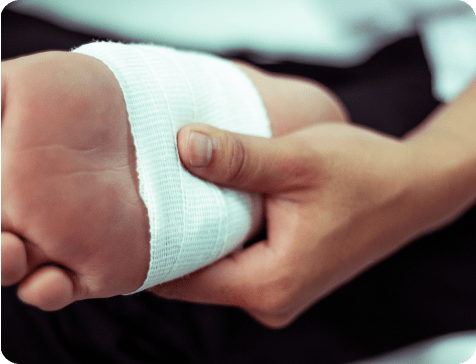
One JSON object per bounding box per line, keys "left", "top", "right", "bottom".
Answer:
{"left": 1, "top": 44, "right": 348, "bottom": 311}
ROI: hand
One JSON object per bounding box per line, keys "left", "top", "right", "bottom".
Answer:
{"left": 150, "top": 121, "right": 434, "bottom": 328}
{"left": 0, "top": 50, "right": 348, "bottom": 312}
{"left": 1, "top": 51, "right": 150, "bottom": 310}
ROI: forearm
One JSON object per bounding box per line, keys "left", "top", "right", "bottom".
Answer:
{"left": 403, "top": 78, "right": 476, "bottom": 234}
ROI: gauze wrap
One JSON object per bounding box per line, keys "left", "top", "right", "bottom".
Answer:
{"left": 73, "top": 42, "right": 271, "bottom": 292}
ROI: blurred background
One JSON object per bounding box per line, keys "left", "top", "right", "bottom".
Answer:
{"left": 5, "top": 0, "right": 476, "bottom": 100}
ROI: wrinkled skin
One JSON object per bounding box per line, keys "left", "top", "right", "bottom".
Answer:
{"left": 1, "top": 52, "right": 150, "bottom": 310}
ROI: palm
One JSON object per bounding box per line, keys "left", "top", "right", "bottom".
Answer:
{"left": 1, "top": 52, "right": 149, "bottom": 309}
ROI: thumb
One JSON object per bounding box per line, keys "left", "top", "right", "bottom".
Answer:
{"left": 177, "top": 123, "right": 313, "bottom": 193}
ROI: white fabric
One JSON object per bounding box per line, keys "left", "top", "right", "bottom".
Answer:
{"left": 419, "top": 8, "right": 476, "bottom": 100}
{"left": 73, "top": 42, "right": 271, "bottom": 292}
{"left": 8, "top": 0, "right": 476, "bottom": 101}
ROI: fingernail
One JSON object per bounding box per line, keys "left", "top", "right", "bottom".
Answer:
{"left": 188, "top": 131, "right": 212, "bottom": 167}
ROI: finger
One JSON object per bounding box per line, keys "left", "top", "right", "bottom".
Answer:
{"left": 1, "top": 232, "right": 28, "bottom": 286}
{"left": 17, "top": 265, "right": 75, "bottom": 311}
{"left": 150, "top": 197, "right": 298, "bottom": 311}
{"left": 177, "top": 123, "right": 315, "bottom": 193}
{"left": 149, "top": 197, "right": 309, "bottom": 325}
{"left": 150, "top": 239, "right": 279, "bottom": 308}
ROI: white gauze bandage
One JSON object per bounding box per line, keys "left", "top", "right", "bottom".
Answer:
{"left": 73, "top": 42, "right": 271, "bottom": 292}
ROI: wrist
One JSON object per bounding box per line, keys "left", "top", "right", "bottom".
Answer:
{"left": 403, "top": 131, "right": 476, "bottom": 235}
{"left": 402, "top": 80, "right": 476, "bottom": 233}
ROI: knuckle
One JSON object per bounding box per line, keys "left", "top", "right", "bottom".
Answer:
{"left": 257, "top": 295, "right": 289, "bottom": 316}
{"left": 224, "top": 272, "right": 295, "bottom": 317}
{"left": 250, "top": 273, "right": 295, "bottom": 316}
{"left": 257, "top": 313, "right": 297, "bottom": 330}
{"left": 219, "top": 132, "right": 248, "bottom": 185}
{"left": 284, "top": 142, "right": 320, "bottom": 189}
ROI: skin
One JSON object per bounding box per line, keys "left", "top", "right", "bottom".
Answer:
{"left": 150, "top": 79, "right": 476, "bottom": 328}
{"left": 5, "top": 49, "right": 473, "bottom": 328}
{"left": 1, "top": 51, "right": 150, "bottom": 310}
{"left": 1, "top": 51, "right": 347, "bottom": 311}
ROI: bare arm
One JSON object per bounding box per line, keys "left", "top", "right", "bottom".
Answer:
{"left": 403, "top": 79, "right": 476, "bottom": 233}
{"left": 151, "top": 77, "right": 476, "bottom": 328}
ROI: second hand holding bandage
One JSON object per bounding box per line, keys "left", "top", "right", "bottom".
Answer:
{"left": 73, "top": 42, "right": 271, "bottom": 292}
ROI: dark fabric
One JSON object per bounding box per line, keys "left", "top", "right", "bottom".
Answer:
{"left": 2, "top": 7, "right": 475, "bottom": 364}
